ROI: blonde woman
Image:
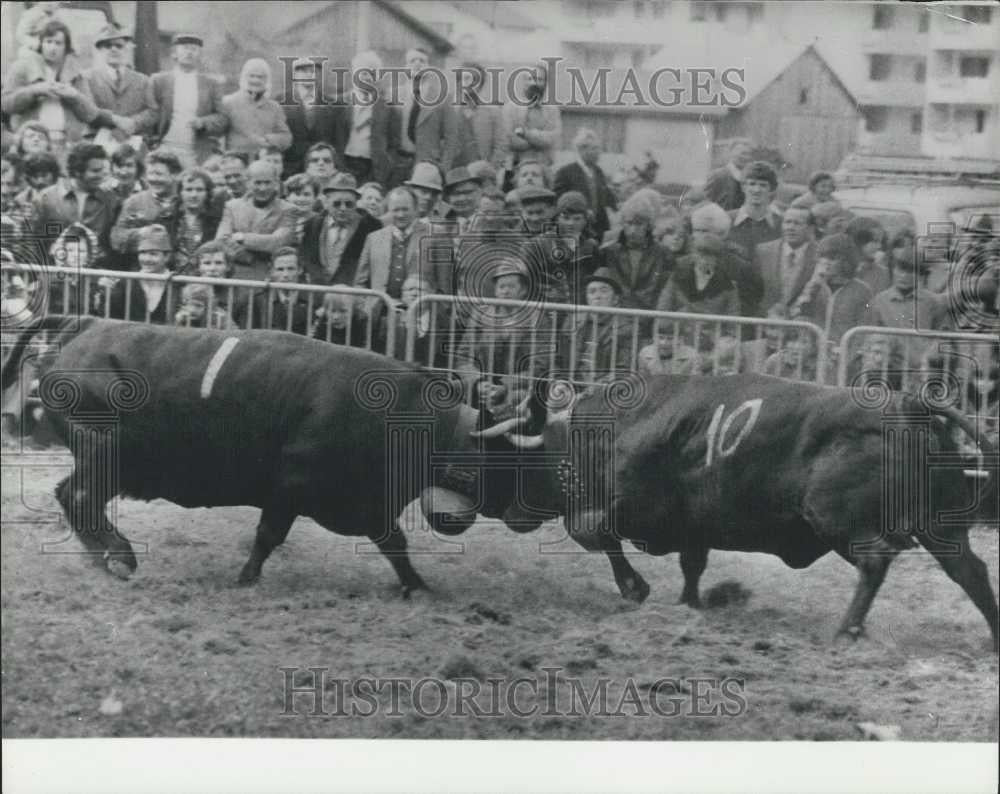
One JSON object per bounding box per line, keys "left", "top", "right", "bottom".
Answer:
{"left": 221, "top": 58, "right": 292, "bottom": 159}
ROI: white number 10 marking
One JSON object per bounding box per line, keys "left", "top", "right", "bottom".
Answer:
{"left": 705, "top": 399, "right": 763, "bottom": 468}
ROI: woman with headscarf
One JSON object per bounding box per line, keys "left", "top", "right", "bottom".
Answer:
{"left": 2, "top": 19, "right": 98, "bottom": 153}
{"left": 221, "top": 58, "right": 292, "bottom": 159}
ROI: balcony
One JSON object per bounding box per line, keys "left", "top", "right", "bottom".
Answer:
{"left": 860, "top": 30, "right": 928, "bottom": 56}
{"left": 856, "top": 80, "right": 926, "bottom": 108}
{"left": 929, "top": 17, "right": 1000, "bottom": 52}
{"left": 927, "top": 76, "right": 998, "bottom": 105}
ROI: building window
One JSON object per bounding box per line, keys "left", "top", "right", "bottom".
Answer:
{"left": 975, "top": 109, "right": 986, "bottom": 134}
{"left": 872, "top": 5, "right": 894, "bottom": 29}
{"left": 910, "top": 112, "right": 923, "bottom": 134}
{"left": 962, "top": 5, "right": 992, "bottom": 24}
{"left": 690, "top": 1, "right": 708, "bottom": 21}
{"left": 959, "top": 56, "right": 990, "bottom": 78}
{"left": 863, "top": 107, "right": 889, "bottom": 133}
{"left": 651, "top": 0, "right": 668, "bottom": 18}
{"left": 798, "top": 88, "right": 808, "bottom": 105}
{"left": 914, "top": 61, "right": 926, "bottom": 83}
{"left": 869, "top": 54, "right": 891, "bottom": 81}
{"left": 918, "top": 11, "right": 929, "bottom": 32}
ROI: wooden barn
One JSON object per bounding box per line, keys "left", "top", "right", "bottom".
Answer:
{"left": 713, "top": 44, "right": 860, "bottom": 183}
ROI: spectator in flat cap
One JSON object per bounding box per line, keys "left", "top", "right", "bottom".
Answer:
{"left": 554, "top": 127, "right": 617, "bottom": 240}
{"left": 518, "top": 185, "right": 556, "bottom": 236}
{"left": 215, "top": 160, "right": 296, "bottom": 280}
{"left": 147, "top": 33, "right": 228, "bottom": 167}
{"left": 521, "top": 189, "right": 598, "bottom": 305}
{"left": 558, "top": 267, "right": 634, "bottom": 381}
{"left": 95, "top": 224, "right": 173, "bottom": 323}
{"left": 300, "top": 172, "right": 382, "bottom": 286}
{"left": 279, "top": 60, "right": 346, "bottom": 179}
{"left": 85, "top": 25, "right": 157, "bottom": 145}
{"left": 727, "top": 160, "right": 782, "bottom": 262}
{"left": 222, "top": 58, "right": 292, "bottom": 160}
{"left": 443, "top": 166, "right": 482, "bottom": 230}
{"left": 2, "top": 18, "right": 99, "bottom": 154}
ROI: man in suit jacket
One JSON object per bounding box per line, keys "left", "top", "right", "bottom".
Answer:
{"left": 452, "top": 63, "right": 506, "bottom": 176}
{"left": 331, "top": 51, "right": 397, "bottom": 186}
{"left": 301, "top": 172, "right": 382, "bottom": 286}
{"left": 391, "top": 48, "right": 459, "bottom": 187}
{"left": 279, "top": 58, "right": 346, "bottom": 178}
{"left": 553, "top": 127, "right": 617, "bottom": 240}
{"left": 147, "top": 34, "right": 228, "bottom": 168}
{"left": 85, "top": 25, "right": 157, "bottom": 144}
{"left": 215, "top": 160, "right": 296, "bottom": 280}
{"left": 704, "top": 138, "right": 753, "bottom": 211}
{"left": 754, "top": 206, "right": 819, "bottom": 318}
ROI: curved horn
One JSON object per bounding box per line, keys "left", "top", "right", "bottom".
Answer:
{"left": 471, "top": 415, "right": 527, "bottom": 439}
{"left": 505, "top": 432, "right": 545, "bottom": 449}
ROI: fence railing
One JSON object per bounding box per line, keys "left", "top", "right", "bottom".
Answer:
{"left": 1, "top": 264, "right": 397, "bottom": 356}
{"left": 403, "top": 294, "right": 828, "bottom": 388}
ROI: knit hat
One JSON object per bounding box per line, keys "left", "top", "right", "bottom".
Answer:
{"left": 136, "top": 224, "right": 172, "bottom": 253}
{"left": 584, "top": 266, "right": 622, "bottom": 294}
{"left": 556, "top": 190, "right": 589, "bottom": 215}
{"left": 517, "top": 185, "right": 556, "bottom": 205}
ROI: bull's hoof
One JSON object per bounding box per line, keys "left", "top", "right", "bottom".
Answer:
{"left": 401, "top": 582, "right": 431, "bottom": 601}
{"left": 620, "top": 575, "right": 650, "bottom": 604}
{"left": 104, "top": 553, "right": 135, "bottom": 581}
{"left": 678, "top": 593, "right": 703, "bottom": 609}
{"left": 834, "top": 625, "right": 866, "bottom": 644}
{"left": 236, "top": 565, "right": 260, "bottom": 586}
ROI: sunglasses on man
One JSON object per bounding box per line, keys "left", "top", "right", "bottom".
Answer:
{"left": 329, "top": 200, "right": 356, "bottom": 208}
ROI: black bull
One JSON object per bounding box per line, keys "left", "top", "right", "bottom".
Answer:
{"left": 1, "top": 316, "right": 522, "bottom": 595}
{"left": 429, "top": 375, "right": 1000, "bottom": 648}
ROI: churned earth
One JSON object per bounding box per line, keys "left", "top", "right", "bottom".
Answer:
{"left": 2, "top": 451, "right": 997, "bottom": 740}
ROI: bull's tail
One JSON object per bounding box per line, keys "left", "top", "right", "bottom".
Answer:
{"left": 1, "top": 315, "right": 92, "bottom": 392}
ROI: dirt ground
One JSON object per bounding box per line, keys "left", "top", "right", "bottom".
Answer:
{"left": 2, "top": 451, "right": 998, "bottom": 741}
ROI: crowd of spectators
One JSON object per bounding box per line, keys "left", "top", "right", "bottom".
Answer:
{"left": 2, "top": 18, "right": 998, "bottom": 415}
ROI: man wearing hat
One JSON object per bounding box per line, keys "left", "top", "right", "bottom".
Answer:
{"left": 278, "top": 58, "right": 345, "bottom": 178}
{"left": 85, "top": 24, "right": 156, "bottom": 145}
{"left": 301, "top": 172, "right": 382, "bottom": 286}
{"left": 215, "top": 160, "right": 296, "bottom": 280}
{"left": 517, "top": 184, "right": 556, "bottom": 236}
{"left": 403, "top": 161, "right": 449, "bottom": 221}
{"left": 96, "top": 224, "right": 173, "bottom": 323}
{"left": 557, "top": 266, "right": 633, "bottom": 381}
{"left": 148, "top": 33, "right": 228, "bottom": 167}
{"left": 443, "top": 166, "right": 482, "bottom": 230}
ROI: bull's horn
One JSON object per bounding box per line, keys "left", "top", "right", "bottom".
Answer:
{"left": 471, "top": 415, "right": 527, "bottom": 438}
{"left": 505, "top": 432, "right": 544, "bottom": 449}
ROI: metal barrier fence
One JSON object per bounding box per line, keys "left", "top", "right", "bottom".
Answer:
{"left": 837, "top": 325, "right": 999, "bottom": 432}
{"left": 403, "top": 294, "right": 828, "bottom": 390}
{"left": 1, "top": 264, "right": 397, "bottom": 355}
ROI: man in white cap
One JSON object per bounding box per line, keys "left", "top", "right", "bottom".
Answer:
{"left": 148, "top": 33, "right": 228, "bottom": 167}
{"left": 85, "top": 24, "right": 156, "bottom": 145}
{"left": 215, "top": 160, "right": 296, "bottom": 280}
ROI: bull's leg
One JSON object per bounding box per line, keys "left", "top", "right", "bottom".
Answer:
{"left": 238, "top": 507, "right": 296, "bottom": 585}
{"left": 55, "top": 469, "right": 136, "bottom": 579}
{"left": 678, "top": 547, "right": 709, "bottom": 608}
{"left": 923, "top": 530, "right": 999, "bottom": 652}
{"left": 571, "top": 510, "right": 650, "bottom": 603}
{"left": 834, "top": 537, "right": 897, "bottom": 640}
{"left": 370, "top": 525, "right": 428, "bottom": 599}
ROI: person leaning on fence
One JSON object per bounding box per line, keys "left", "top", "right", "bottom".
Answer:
{"left": 810, "top": 233, "right": 874, "bottom": 344}
{"left": 233, "top": 247, "right": 310, "bottom": 334}
{"left": 598, "top": 193, "right": 672, "bottom": 311}
{"left": 389, "top": 273, "right": 451, "bottom": 366}
{"left": 558, "top": 267, "right": 634, "bottom": 382}
{"left": 44, "top": 221, "right": 98, "bottom": 316}
{"left": 94, "top": 224, "right": 173, "bottom": 323}
{"left": 188, "top": 239, "right": 238, "bottom": 317}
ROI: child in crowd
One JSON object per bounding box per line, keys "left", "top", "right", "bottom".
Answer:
{"left": 174, "top": 283, "right": 234, "bottom": 329}
{"left": 311, "top": 292, "right": 356, "bottom": 346}
{"left": 191, "top": 240, "right": 238, "bottom": 319}
{"left": 283, "top": 173, "right": 319, "bottom": 243}
{"left": 358, "top": 182, "right": 385, "bottom": 219}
